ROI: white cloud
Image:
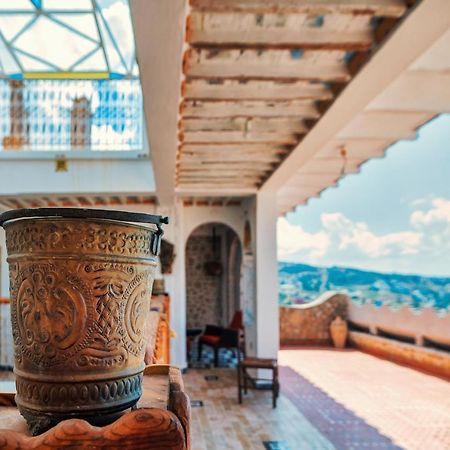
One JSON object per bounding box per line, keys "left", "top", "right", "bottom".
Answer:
{"left": 409, "top": 197, "right": 450, "bottom": 259}
{"left": 277, "top": 217, "right": 329, "bottom": 261}
{"left": 321, "top": 213, "right": 422, "bottom": 258}
{"left": 277, "top": 197, "right": 450, "bottom": 275}
{"left": 410, "top": 198, "right": 450, "bottom": 226}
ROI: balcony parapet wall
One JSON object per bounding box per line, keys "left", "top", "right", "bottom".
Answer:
{"left": 280, "top": 291, "right": 348, "bottom": 346}
{"left": 279, "top": 292, "right": 450, "bottom": 379}
{"left": 348, "top": 302, "right": 450, "bottom": 347}
{"left": 349, "top": 331, "right": 450, "bottom": 380}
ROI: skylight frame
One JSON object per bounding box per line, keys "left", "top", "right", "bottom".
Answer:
{"left": 0, "top": 0, "right": 138, "bottom": 80}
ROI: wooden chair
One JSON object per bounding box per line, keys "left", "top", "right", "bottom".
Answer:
{"left": 237, "top": 357, "right": 279, "bottom": 408}
{"left": 197, "top": 310, "right": 244, "bottom": 367}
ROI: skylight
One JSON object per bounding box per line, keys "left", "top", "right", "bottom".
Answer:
{"left": 0, "top": 0, "right": 138, "bottom": 80}
{"left": 0, "top": 1, "right": 144, "bottom": 153}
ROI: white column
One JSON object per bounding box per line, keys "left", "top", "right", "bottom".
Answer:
{"left": 255, "top": 191, "right": 279, "bottom": 359}
{"left": 163, "top": 200, "right": 187, "bottom": 370}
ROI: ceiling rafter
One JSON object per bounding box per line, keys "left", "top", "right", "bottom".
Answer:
{"left": 175, "top": 0, "right": 411, "bottom": 194}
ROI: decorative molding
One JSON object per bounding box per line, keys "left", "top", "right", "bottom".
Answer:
{"left": 5, "top": 219, "right": 159, "bottom": 260}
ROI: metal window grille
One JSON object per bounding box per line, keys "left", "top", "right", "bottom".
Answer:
{"left": 0, "top": 79, "right": 143, "bottom": 152}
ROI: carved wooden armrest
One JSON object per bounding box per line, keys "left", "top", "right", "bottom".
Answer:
{"left": 0, "top": 408, "right": 187, "bottom": 449}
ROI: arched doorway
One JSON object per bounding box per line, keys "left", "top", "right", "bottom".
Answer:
{"left": 185, "top": 222, "right": 242, "bottom": 362}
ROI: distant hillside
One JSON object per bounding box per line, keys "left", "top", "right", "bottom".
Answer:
{"left": 278, "top": 262, "right": 450, "bottom": 314}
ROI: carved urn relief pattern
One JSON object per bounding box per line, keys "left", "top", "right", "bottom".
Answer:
{"left": 10, "top": 261, "right": 153, "bottom": 371}
{"left": 4, "top": 218, "right": 157, "bottom": 434}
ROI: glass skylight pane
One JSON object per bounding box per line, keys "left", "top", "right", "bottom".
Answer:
{"left": 96, "top": 13, "right": 125, "bottom": 74}
{"left": 44, "top": 0, "right": 93, "bottom": 11}
{"left": 73, "top": 48, "right": 107, "bottom": 72}
{"left": 132, "top": 60, "right": 139, "bottom": 77}
{"left": 16, "top": 51, "right": 55, "bottom": 71}
{"left": 0, "top": 0, "right": 33, "bottom": 11}
{"left": 14, "top": 15, "right": 97, "bottom": 70}
{"left": 0, "top": 15, "right": 33, "bottom": 41}
{"left": 51, "top": 13, "right": 100, "bottom": 42}
{"left": 97, "top": 0, "right": 134, "bottom": 72}
{"left": 0, "top": 38, "right": 20, "bottom": 74}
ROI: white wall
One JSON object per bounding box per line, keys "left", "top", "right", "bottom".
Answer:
{"left": 255, "top": 191, "right": 279, "bottom": 359}
{"left": 0, "top": 158, "right": 155, "bottom": 195}
{"left": 161, "top": 201, "right": 187, "bottom": 369}
{"left": 0, "top": 228, "right": 8, "bottom": 297}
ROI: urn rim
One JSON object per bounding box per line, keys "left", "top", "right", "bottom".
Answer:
{"left": 0, "top": 207, "right": 169, "bottom": 227}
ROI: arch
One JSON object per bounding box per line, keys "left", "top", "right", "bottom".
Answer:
{"left": 185, "top": 222, "right": 243, "bottom": 363}
{"left": 183, "top": 208, "right": 243, "bottom": 247}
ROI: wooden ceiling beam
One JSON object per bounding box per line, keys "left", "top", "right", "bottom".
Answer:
{"left": 180, "top": 117, "right": 308, "bottom": 133}
{"left": 42, "top": 197, "right": 58, "bottom": 207}
{"left": 182, "top": 80, "right": 333, "bottom": 101}
{"left": 184, "top": 49, "right": 350, "bottom": 82}
{"left": 5, "top": 198, "right": 26, "bottom": 209}
{"left": 188, "top": 13, "right": 373, "bottom": 50}
{"left": 126, "top": 196, "right": 140, "bottom": 205}
{"left": 59, "top": 197, "right": 76, "bottom": 207}
{"left": 178, "top": 178, "right": 260, "bottom": 184}
{"left": 176, "top": 174, "right": 263, "bottom": 186}
{"left": 142, "top": 196, "right": 156, "bottom": 205}
{"left": 189, "top": 0, "right": 407, "bottom": 17}
{"left": 178, "top": 160, "right": 276, "bottom": 168}
{"left": 178, "top": 166, "right": 271, "bottom": 173}
{"left": 76, "top": 196, "right": 93, "bottom": 206}
{"left": 178, "top": 183, "right": 261, "bottom": 189}
{"left": 178, "top": 155, "right": 286, "bottom": 162}
{"left": 22, "top": 198, "right": 43, "bottom": 208}
{"left": 177, "top": 153, "right": 287, "bottom": 162}
{"left": 179, "top": 153, "right": 282, "bottom": 163}
{"left": 178, "top": 180, "right": 265, "bottom": 186}
{"left": 179, "top": 148, "right": 288, "bottom": 161}
{"left": 94, "top": 196, "right": 107, "bottom": 206}
{"left": 108, "top": 196, "right": 123, "bottom": 205}
{"left": 180, "top": 143, "right": 287, "bottom": 152}
{"left": 181, "top": 99, "right": 319, "bottom": 118}
{"left": 181, "top": 130, "right": 301, "bottom": 144}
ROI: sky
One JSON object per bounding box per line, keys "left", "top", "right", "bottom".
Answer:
{"left": 278, "top": 114, "right": 450, "bottom": 277}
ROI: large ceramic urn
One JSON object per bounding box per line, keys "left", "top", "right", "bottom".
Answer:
{"left": 330, "top": 316, "right": 348, "bottom": 349}
{"left": 0, "top": 208, "right": 168, "bottom": 435}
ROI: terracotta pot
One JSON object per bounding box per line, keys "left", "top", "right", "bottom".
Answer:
{"left": 0, "top": 208, "right": 167, "bottom": 435}
{"left": 330, "top": 316, "right": 348, "bottom": 349}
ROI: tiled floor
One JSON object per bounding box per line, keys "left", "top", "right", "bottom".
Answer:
{"left": 1, "top": 349, "right": 449, "bottom": 449}
{"left": 185, "top": 367, "right": 334, "bottom": 450}
{"left": 279, "top": 349, "right": 450, "bottom": 450}
{"left": 184, "top": 348, "right": 450, "bottom": 450}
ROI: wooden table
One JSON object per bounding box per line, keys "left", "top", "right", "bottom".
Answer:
{"left": 238, "top": 357, "right": 279, "bottom": 408}
{"left": 0, "top": 365, "right": 190, "bottom": 450}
